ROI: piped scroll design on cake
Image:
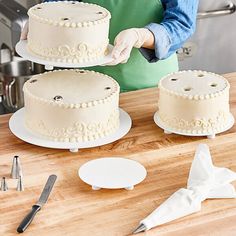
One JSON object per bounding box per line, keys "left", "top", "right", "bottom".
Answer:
{"left": 26, "top": 111, "right": 119, "bottom": 142}
{"left": 28, "top": 41, "right": 109, "bottom": 63}
{"left": 158, "top": 111, "right": 230, "bottom": 134}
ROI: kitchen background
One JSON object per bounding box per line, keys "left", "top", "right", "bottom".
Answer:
{"left": 0, "top": 0, "right": 235, "bottom": 115}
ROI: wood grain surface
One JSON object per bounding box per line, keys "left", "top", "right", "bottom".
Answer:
{"left": 0, "top": 73, "right": 236, "bottom": 236}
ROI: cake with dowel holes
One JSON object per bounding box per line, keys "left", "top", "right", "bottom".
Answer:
{"left": 27, "top": 1, "right": 111, "bottom": 63}
{"left": 157, "top": 70, "right": 233, "bottom": 135}
{"left": 23, "top": 69, "right": 120, "bottom": 142}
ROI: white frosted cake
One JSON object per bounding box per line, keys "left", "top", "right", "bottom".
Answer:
{"left": 27, "top": 1, "right": 111, "bottom": 63}
{"left": 23, "top": 70, "right": 120, "bottom": 142}
{"left": 157, "top": 70, "right": 233, "bottom": 134}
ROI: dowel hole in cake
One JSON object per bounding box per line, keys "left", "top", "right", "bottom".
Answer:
{"left": 97, "top": 12, "right": 103, "bottom": 14}
{"left": 171, "top": 78, "right": 178, "bottom": 81}
{"left": 184, "top": 87, "right": 192, "bottom": 92}
{"left": 71, "top": 2, "right": 76, "bottom": 4}
{"left": 62, "top": 18, "right": 70, "bottom": 21}
{"left": 36, "top": 7, "right": 42, "bottom": 10}
{"left": 210, "top": 83, "right": 218, "bottom": 87}
{"left": 53, "top": 95, "right": 63, "bottom": 102}
{"left": 105, "top": 87, "right": 111, "bottom": 90}
{"left": 198, "top": 74, "right": 204, "bottom": 77}
{"left": 30, "top": 79, "right": 37, "bottom": 83}
{"left": 76, "top": 70, "right": 85, "bottom": 73}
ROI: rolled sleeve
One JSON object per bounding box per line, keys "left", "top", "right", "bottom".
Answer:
{"left": 140, "top": 0, "right": 199, "bottom": 62}
{"left": 139, "top": 23, "right": 171, "bottom": 62}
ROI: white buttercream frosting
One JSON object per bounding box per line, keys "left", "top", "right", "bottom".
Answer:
{"left": 27, "top": 1, "right": 111, "bottom": 63}
{"left": 23, "top": 69, "right": 120, "bottom": 142}
{"left": 28, "top": 1, "right": 111, "bottom": 27}
{"left": 157, "top": 70, "right": 231, "bottom": 134}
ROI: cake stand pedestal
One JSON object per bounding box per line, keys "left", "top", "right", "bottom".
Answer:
{"left": 78, "top": 158, "right": 147, "bottom": 190}
{"left": 154, "top": 111, "right": 235, "bottom": 139}
{"left": 15, "top": 40, "right": 114, "bottom": 69}
{"left": 9, "top": 108, "right": 132, "bottom": 152}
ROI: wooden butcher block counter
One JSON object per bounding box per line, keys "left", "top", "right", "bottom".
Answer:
{"left": 0, "top": 73, "right": 236, "bottom": 236}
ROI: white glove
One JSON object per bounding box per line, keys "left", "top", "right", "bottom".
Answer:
{"left": 105, "top": 28, "right": 154, "bottom": 66}
{"left": 20, "top": 21, "right": 29, "bottom": 40}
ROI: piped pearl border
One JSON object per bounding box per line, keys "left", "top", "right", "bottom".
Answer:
{"left": 28, "top": 1, "right": 111, "bottom": 28}
{"left": 23, "top": 69, "right": 120, "bottom": 109}
{"left": 158, "top": 70, "right": 230, "bottom": 100}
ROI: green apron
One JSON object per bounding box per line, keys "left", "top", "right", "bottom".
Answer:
{"left": 84, "top": 0, "right": 179, "bottom": 92}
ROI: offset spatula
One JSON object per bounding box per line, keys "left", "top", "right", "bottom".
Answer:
{"left": 17, "top": 174, "right": 57, "bottom": 233}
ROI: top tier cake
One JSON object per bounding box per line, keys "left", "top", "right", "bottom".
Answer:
{"left": 27, "top": 1, "right": 111, "bottom": 63}
{"left": 157, "top": 70, "right": 232, "bottom": 134}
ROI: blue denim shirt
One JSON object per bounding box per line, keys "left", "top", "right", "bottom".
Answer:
{"left": 143, "top": 0, "right": 199, "bottom": 61}
{"left": 44, "top": 0, "right": 199, "bottom": 62}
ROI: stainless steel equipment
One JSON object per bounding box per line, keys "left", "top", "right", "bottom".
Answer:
{"left": 0, "top": 60, "right": 44, "bottom": 112}
{"left": 15, "top": 0, "right": 41, "bottom": 9}
{"left": 0, "top": 0, "right": 28, "bottom": 63}
{"left": 178, "top": 0, "right": 236, "bottom": 74}
{"left": 0, "top": 0, "right": 44, "bottom": 113}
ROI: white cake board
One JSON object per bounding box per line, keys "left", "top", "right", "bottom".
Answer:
{"left": 9, "top": 108, "right": 132, "bottom": 152}
{"left": 15, "top": 40, "right": 114, "bottom": 69}
{"left": 78, "top": 157, "right": 147, "bottom": 190}
{"left": 154, "top": 111, "right": 235, "bottom": 139}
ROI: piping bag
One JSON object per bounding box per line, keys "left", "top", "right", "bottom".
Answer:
{"left": 133, "top": 144, "right": 236, "bottom": 234}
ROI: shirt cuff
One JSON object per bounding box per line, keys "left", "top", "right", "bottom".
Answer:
{"left": 139, "top": 47, "right": 159, "bottom": 63}
{"left": 141, "top": 23, "right": 172, "bottom": 61}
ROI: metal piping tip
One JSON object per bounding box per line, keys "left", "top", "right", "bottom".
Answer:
{"left": 17, "top": 175, "right": 24, "bottom": 191}
{"left": 1, "top": 177, "right": 8, "bottom": 191}
{"left": 133, "top": 223, "right": 147, "bottom": 234}
{"left": 11, "top": 155, "right": 22, "bottom": 179}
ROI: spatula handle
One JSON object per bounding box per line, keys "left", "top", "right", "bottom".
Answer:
{"left": 17, "top": 205, "right": 41, "bottom": 233}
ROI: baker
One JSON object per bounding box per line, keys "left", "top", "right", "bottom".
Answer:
{"left": 21, "top": 0, "right": 199, "bottom": 92}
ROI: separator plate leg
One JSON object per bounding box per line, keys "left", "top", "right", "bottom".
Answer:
{"left": 125, "top": 186, "right": 134, "bottom": 190}
{"left": 207, "top": 134, "right": 216, "bottom": 139}
{"left": 70, "top": 148, "right": 79, "bottom": 153}
{"left": 164, "top": 130, "right": 172, "bottom": 134}
{"left": 92, "top": 186, "right": 101, "bottom": 190}
{"left": 45, "top": 65, "right": 54, "bottom": 70}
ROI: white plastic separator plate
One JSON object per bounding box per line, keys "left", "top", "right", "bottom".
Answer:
{"left": 78, "top": 157, "right": 147, "bottom": 190}
{"left": 154, "top": 111, "right": 235, "bottom": 139}
{"left": 9, "top": 108, "right": 132, "bottom": 152}
{"left": 15, "top": 40, "right": 114, "bottom": 69}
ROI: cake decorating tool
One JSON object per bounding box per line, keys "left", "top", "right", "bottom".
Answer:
{"left": 16, "top": 175, "right": 24, "bottom": 191}
{"left": 79, "top": 158, "right": 146, "bottom": 190}
{"left": 11, "top": 155, "right": 22, "bottom": 179}
{"left": 17, "top": 174, "right": 57, "bottom": 233}
{"left": 133, "top": 144, "right": 236, "bottom": 234}
{"left": 1, "top": 177, "right": 8, "bottom": 191}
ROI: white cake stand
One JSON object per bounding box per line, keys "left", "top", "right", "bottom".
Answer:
{"left": 9, "top": 108, "right": 132, "bottom": 152}
{"left": 153, "top": 111, "right": 235, "bottom": 139}
{"left": 15, "top": 40, "right": 114, "bottom": 69}
{"left": 78, "top": 157, "right": 147, "bottom": 190}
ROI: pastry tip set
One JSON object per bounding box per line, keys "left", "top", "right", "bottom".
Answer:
{"left": 1, "top": 155, "right": 24, "bottom": 192}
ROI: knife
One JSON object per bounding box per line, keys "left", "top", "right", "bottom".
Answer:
{"left": 17, "top": 174, "right": 57, "bottom": 233}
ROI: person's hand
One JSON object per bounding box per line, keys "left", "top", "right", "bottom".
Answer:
{"left": 20, "top": 21, "right": 29, "bottom": 40}
{"left": 105, "top": 28, "right": 154, "bottom": 66}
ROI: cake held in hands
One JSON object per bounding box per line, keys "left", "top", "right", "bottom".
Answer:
{"left": 157, "top": 70, "right": 232, "bottom": 134}
{"left": 27, "top": 1, "right": 111, "bottom": 63}
{"left": 23, "top": 69, "right": 120, "bottom": 142}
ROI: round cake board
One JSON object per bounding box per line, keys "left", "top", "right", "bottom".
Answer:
{"left": 153, "top": 111, "right": 235, "bottom": 139}
{"left": 15, "top": 40, "right": 114, "bottom": 69}
{"left": 78, "top": 157, "right": 147, "bottom": 190}
{"left": 9, "top": 108, "right": 132, "bottom": 152}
